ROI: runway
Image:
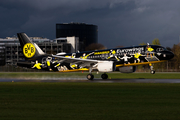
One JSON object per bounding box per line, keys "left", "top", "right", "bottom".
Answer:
{"left": 1, "top": 78, "right": 180, "bottom": 83}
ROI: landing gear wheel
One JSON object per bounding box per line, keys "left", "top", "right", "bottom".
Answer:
{"left": 151, "top": 70, "right": 155, "bottom": 74}
{"left": 87, "top": 74, "right": 94, "bottom": 80}
{"left": 101, "top": 73, "right": 108, "bottom": 79}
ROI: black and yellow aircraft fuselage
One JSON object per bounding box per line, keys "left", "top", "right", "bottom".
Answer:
{"left": 17, "top": 33, "right": 174, "bottom": 80}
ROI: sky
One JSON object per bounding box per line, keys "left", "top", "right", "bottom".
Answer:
{"left": 0, "top": 0, "right": 180, "bottom": 48}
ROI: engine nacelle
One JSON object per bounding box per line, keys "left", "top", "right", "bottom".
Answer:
{"left": 97, "top": 61, "right": 116, "bottom": 72}
{"left": 119, "top": 66, "right": 136, "bottom": 73}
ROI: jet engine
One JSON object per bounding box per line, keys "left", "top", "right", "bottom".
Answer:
{"left": 97, "top": 61, "right": 116, "bottom": 72}
{"left": 119, "top": 66, "right": 136, "bottom": 73}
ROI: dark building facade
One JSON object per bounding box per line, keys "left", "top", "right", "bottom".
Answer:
{"left": 56, "top": 23, "right": 98, "bottom": 51}
{"left": 0, "top": 45, "right": 5, "bottom": 66}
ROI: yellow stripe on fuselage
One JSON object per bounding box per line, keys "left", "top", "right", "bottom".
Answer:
{"left": 116, "top": 60, "right": 166, "bottom": 67}
{"left": 58, "top": 68, "right": 89, "bottom": 72}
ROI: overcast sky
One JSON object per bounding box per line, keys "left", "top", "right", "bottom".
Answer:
{"left": 0, "top": 0, "right": 180, "bottom": 48}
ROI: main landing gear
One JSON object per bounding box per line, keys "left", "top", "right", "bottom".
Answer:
{"left": 87, "top": 66, "right": 109, "bottom": 80}
{"left": 87, "top": 74, "right": 94, "bottom": 80}
{"left": 86, "top": 73, "right": 108, "bottom": 80}
{"left": 87, "top": 67, "right": 94, "bottom": 80}
{"left": 101, "top": 73, "right": 108, "bottom": 79}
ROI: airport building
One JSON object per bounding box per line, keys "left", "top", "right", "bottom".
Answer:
{"left": 54, "top": 37, "right": 79, "bottom": 53}
{"left": 56, "top": 23, "right": 98, "bottom": 51}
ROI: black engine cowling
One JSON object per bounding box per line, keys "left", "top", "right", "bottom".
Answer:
{"left": 119, "top": 66, "right": 136, "bottom": 73}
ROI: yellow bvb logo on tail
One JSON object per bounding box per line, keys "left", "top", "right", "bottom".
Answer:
{"left": 23, "top": 43, "right": 36, "bottom": 58}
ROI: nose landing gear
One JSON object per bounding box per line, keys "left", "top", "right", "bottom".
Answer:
{"left": 149, "top": 63, "right": 155, "bottom": 74}
{"left": 150, "top": 70, "right": 155, "bottom": 74}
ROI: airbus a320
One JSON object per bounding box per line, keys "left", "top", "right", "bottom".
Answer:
{"left": 17, "top": 33, "right": 174, "bottom": 80}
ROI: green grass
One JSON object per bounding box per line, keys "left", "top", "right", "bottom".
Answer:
{"left": 0, "top": 72, "right": 180, "bottom": 79}
{"left": 0, "top": 83, "right": 180, "bottom": 119}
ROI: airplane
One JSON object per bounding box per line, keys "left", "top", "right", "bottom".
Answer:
{"left": 17, "top": 33, "right": 174, "bottom": 80}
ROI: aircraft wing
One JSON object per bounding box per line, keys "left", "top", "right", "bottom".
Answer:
{"left": 52, "top": 55, "right": 166, "bottom": 71}
{"left": 52, "top": 55, "right": 99, "bottom": 68}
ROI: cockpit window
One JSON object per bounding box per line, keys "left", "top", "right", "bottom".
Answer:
{"left": 156, "top": 47, "right": 167, "bottom": 52}
{"left": 163, "top": 47, "right": 168, "bottom": 51}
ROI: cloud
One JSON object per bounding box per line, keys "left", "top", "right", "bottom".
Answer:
{"left": 0, "top": 0, "right": 180, "bottom": 48}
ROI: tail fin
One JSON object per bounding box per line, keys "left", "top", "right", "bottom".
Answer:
{"left": 17, "top": 33, "right": 45, "bottom": 59}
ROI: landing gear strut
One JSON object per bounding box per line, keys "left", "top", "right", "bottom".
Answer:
{"left": 87, "top": 66, "right": 94, "bottom": 80}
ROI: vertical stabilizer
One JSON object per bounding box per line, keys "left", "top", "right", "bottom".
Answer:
{"left": 17, "top": 33, "right": 45, "bottom": 59}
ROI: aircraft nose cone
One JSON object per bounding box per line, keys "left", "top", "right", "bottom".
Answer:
{"left": 168, "top": 51, "right": 174, "bottom": 59}
{"left": 160, "top": 51, "right": 174, "bottom": 60}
